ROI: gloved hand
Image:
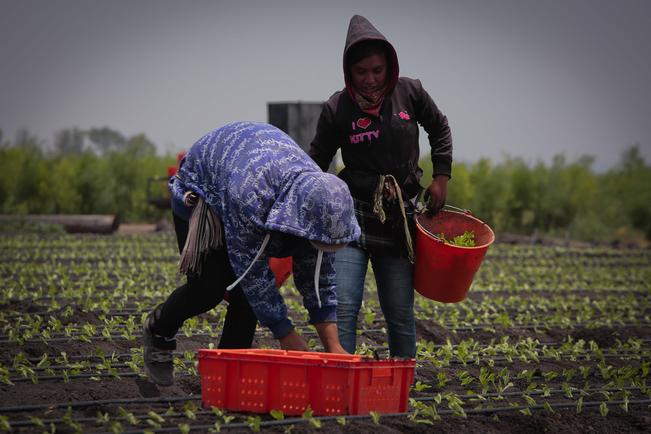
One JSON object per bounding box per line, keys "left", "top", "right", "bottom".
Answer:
{"left": 425, "top": 175, "right": 449, "bottom": 216}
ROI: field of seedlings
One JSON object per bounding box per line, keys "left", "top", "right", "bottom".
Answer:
{"left": 0, "top": 230, "right": 649, "bottom": 433}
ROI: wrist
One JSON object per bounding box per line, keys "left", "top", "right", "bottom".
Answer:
{"left": 314, "top": 322, "right": 345, "bottom": 353}
{"left": 278, "top": 329, "right": 309, "bottom": 351}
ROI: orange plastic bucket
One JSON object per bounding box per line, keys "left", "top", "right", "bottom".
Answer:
{"left": 269, "top": 256, "right": 292, "bottom": 288}
{"left": 414, "top": 207, "right": 494, "bottom": 303}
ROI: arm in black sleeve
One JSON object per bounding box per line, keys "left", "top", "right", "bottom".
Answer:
{"left": 308, "top": 102, "right": 340, "bottom": 171}
{"left": 413, "top": 79, "right": 453, "bottom": 178}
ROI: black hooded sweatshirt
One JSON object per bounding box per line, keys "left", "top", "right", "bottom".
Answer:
{"left": 309, "top": 15, "right": 453, "bottom": 205}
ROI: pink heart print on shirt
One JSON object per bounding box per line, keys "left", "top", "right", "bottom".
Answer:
{"left": 356, "top": 117, "right": 372, "bottom": 129}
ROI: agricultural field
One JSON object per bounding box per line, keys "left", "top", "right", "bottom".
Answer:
{"left": 0, "top": 230, "right": 649, "bottom": 433}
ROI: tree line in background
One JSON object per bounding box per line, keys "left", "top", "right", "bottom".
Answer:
{"left": 0, "top": 127, "right": 175, "bottom": 222}
{"left": 421, "top": 146, "right": 651, "bottom": 243}
{"left": 1, "top": 127, "right": 649, "bottom": 242}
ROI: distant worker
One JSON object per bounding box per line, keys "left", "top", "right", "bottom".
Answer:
{"left": 309, "top": 15, "right": 453, "bottom": 358}
{"left": 143, "top": 121, "right": 361, "bottom": 386}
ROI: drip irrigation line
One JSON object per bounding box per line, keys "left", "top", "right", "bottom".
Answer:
{"left": 14, "top": 338, "right": 651, "bottom": 363}
{"left": 10, "top": 349, "right": 650, "bottom": 379}
{"left": 4, "top": 385, "right": 647, "bottom": 417}
{"left": 4, "top": 320, "right": 650, "bottom": 344}
{"left": 0, "top": 327, "right": 376, "bottom": 344}
{"left": 21, "top": 345, "right": 651, "bottom": 365}
{"left": 3, "top": 309, "right": 144, "bottom": 317}
{"left": 9, "top": 371, "right": 146, "bottom": 383}
{"left": 412, "top": 353, "right": 651, "bottom": 365}
{"left": 429, "top": 322, "right": 651, "bottom": 331}
{"left": 9, "top": 362, "right": 140, "bottom": 373}
{"left": 5, "top": 311, "right": 651, "bottom": 338}
{"left": 3, "top": 315, "right": 648, "bottom": 335}
{"left": 7, "top": 409, "right": 209, "bottom": 429}
{"left": 5, "top": 299, "right": 651, "bottom": 319}
{"left": 413, "top": 385, "right": 649, "bottom": 402}
{"left": 458, "top": 398, "right": 651, "bottom": 414}
{"left": 470, "top": 288, "right": 650, "bottom": 294}
{"left": 18, "top": 253, "right": 646, "bottom": 264}
{"left": 7, "top": 361, "right": 151, "bottom": 376}
{"left": 4, "top": 285, "right": 649, "bottom": 304}
{"left": 21, "top": 351, "right": 187, "bottom": 363}
{"left": 3, "top": 324, "right": 650, "bottom": 345}
{"left": 487, "top": 254, "right": 650, "bottom": 262}
{"left": 0, "top": 255, "right": 177, "bottom": 263}
{"left": 82, "top": 399, "right": 651, "bottom": 434}
{"left": 0, "top": 395, "right": 200, "bottom": 413}
{"left": 14, "top": 349, "right": 650, "bottom": 367}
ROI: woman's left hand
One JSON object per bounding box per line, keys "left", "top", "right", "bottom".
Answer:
{"left": 426, "top": 176, "right": 449, "bottom": 215}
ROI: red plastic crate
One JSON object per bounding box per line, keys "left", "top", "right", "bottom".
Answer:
{"left": 197, "top": 349, "right": 415, "bottom": 416}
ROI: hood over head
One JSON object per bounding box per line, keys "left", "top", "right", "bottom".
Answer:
{"left": 265, "top": 171, "right": 361, "bottom": 246}
{"left": 227, "top": 170, "right": 361, "bottom": 308}
{"left": 343, "top": 15, "right": 399, "bottom": 99}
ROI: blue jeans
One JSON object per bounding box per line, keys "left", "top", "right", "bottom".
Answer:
{"left": 335, "top": 246, "right": 415, "bottom": 358}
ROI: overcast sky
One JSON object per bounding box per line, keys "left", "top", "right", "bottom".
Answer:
{"left": 1, "top": 0, "right": 650, "bottom": 171}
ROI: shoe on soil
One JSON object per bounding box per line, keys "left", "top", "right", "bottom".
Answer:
{"left": 143, "top": 321, "right": 177, "bottom": 386}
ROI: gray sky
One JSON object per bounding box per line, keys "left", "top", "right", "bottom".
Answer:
{"left": 1, "top": 0, "right": 650, "bottom": 171}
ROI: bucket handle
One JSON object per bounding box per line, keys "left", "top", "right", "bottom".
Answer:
{"left": 415, "top": 216, "right": 446, "bottom": 243}
{"left": 442, "top": 204, "right": 472, "bottom": 215}
{"left": 440, "top": 205, "right": 494, "bottom": 228}
{"left": 415, "top": 204, "right": 476, "bottom": 243}
{"left": 415, "top": 203, "right": 472, "bottom": 217}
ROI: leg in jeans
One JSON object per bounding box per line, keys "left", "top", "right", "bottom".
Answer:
{"left": 150, "top": 213, "right": 257, "bottom": 348}
{"left": 371, "top": 254, "right": 415, "bottom": 358}
{"left": 334, "top": 246, "right": 369, "bottom": 354}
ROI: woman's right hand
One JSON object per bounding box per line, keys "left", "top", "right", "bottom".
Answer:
{"left": 278, "top": 329, "right": 310, "bottom": 351}
{"left": 425, "top": 176, "right": 449, "bottom": 216}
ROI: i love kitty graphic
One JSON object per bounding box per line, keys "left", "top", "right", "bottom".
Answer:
{"left": 356, "top": 117, "right": 372, "bottom": 129}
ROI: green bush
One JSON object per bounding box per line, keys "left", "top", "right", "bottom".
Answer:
{"left": 1, "top": 126, "right": 649, "bottom": 241}
{"left": 419, "top": 145, "right": 650, "bottom": 242}
{"left": 0, "top": 128, "right": 175, "bottom": 222}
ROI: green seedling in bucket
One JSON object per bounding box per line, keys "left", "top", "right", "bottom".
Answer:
{"left": 434, "top": 230, "right": 476, "bottom": 247}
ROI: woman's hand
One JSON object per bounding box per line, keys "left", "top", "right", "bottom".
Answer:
{"left": 426, "top": 176, "right": 449, "bottom": 215}
{"left": 278, "top": 324, "right": 348, "bottom": 353}
{"left": 278, "top": 329, "right": 310, "bottom": 351}
{"left": 314, "top": 322, "right": 348, "bottom": 354}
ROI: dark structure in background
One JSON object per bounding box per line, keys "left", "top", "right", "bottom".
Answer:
{"left": 267, "top": 101, "right": 338, "bottom": 174}
{"left": 267, "top": 101, "right": 323, "bottom": 153}
{"left": 0, "top": 214, "right": 119, "bottom": 234}
{"left": 147, "top": 101, "right": 334, "bottom": 209}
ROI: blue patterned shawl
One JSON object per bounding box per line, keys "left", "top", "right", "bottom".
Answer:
{"left": 169, "top": 122, "right": 360, "bottom": 338}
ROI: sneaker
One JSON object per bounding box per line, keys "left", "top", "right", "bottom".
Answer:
{"left": 142, "top": 320, "right": 176, "bottom": 386}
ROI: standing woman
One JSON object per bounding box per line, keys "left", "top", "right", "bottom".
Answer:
{"left": 309, "top": 15, "right": 453, "bottom": 358}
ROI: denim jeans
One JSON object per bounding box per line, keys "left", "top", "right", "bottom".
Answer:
{"left": 335, "top": 246, "right": 415, "bottom": 358}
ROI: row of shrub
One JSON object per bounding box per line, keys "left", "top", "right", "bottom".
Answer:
{"left": 0, "top": 128, "right": 175, "bottom": 222}
{"left": 421, "top": 147, "right": 651, "bottom": 242}
{"left": 1, "top": 128, "right": 649, "bottom": 242}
